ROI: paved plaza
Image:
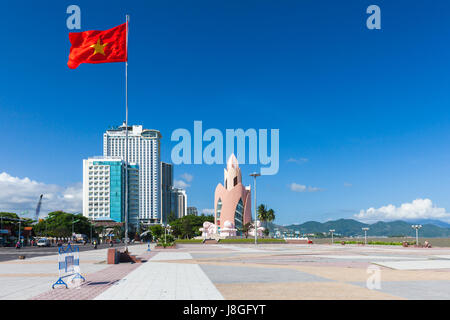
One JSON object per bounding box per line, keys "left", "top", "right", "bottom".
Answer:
{"left": 1, "top": 243, "right": 450, "bottom": 300}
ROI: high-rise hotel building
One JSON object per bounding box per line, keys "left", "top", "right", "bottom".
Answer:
{"left": 82, "top": 157, "right": 139, "bottom": 227}
{"left": 103, "top": 123, "right": 162, "bottom": 224}
{"left": 161, "top": 162, "right": 173, "bottom": 224}
{"left": 171, "top": 187, "right": 187, "bottom": 219}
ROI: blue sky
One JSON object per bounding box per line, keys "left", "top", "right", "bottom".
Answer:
{"left": 1, "top": 0, "right": 450, "bottom": 224}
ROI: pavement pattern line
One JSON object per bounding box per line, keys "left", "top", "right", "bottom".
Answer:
{"left": 95, "top": 252, "right": 224, "bottom": 300}
{"left": 373, "top": 260, "right": 450, "bottom": 270}
{"left": 30, "top": 251, "right": 155, "bottom": 300}
{"left": 308, "top": 255, "right": 424, "bottom": 260}
{"left": 214, "top": 282, "right": 406, "bottom": 300}
{"left": 3, "top": 243, "right": 450, "bottom": 300}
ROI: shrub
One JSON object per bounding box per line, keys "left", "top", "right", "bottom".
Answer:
{"left": 175, "top": 239, "right": 203, "bottom": 244}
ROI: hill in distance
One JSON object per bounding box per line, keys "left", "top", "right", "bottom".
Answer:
{"left": 273, "top": 218, "right": 450, "bottom": 238}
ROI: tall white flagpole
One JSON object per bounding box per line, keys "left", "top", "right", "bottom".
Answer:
{"left": 124, "top": 14, "right": 130, "bottom": 251}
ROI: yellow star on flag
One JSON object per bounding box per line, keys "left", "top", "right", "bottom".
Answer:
{"left": 90, "top": 38, "right": 108, "bottom": 56}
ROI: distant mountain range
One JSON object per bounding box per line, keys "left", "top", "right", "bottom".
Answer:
{"left": 269, "top": 219, "right": 450, "bottom": 238}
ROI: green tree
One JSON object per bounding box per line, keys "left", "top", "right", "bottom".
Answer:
{"left": 0, "top": 212, "right": 33, "bottom": 226}
{"left": 149, "top": 224, "right": 163, "bottom": 239}
{"left": 239, "top": 222, "right": 252, "bottom": 238}
{"left": 0, "top": 212, "right": 20, "bottom": 226}
{"left": 168, "top": 214, "right": 214, "bottom": 239}
{"left": 257, "top": 204, "right": 275, "bottom": 237}
{"left": 257, "top": 205, "right": 268, "bottom": 226}
{"left": 266, "top": 208, "right": 275, "bottom": 225}
{"left": 33, "top": 211, "right": 91, "bottom": 238}
{"left": 181, "top": 218, "right": 193, "bottom": 239}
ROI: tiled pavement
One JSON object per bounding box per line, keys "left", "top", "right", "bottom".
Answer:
{"left": 95, "top": 251, "right": 224, "bottom": 300}
{"left": 0, "top": 245, "right": 116, "bottom": 300}
{"left": 31, "top": 252, "right": 155, "bottom": 300}
{"left": 2, "top": 242, "right": 450, "bottom": 300}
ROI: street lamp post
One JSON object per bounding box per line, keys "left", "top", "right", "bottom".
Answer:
{"left": 19, "top": 212, "right": 27, "bottom": 246}
{"left": 18, "top": 219, "right": 21, "bottom": 246}
{"left": 71, "top": 216, "right": 80, "bottom": 242}
{"left": 329, "top": 229, "right": 335, "bottom": 245}
{"left": 412, "top": 225, "right": 422, "bottom": 246}
{"left": 250, "top": 172, "right": 261, "bottom": 246}
{"left": 164, "top": 224, "right": 171, "bottom": 243}
{"left": 362, "top": 227, "right": 370, "bottom": 245}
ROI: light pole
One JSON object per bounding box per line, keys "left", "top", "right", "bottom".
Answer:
{"left": 19, "top": 212, "right": 27, "bottom": 246}
{"left": 165, "top": 224, "right": 171, "bottom": 243}
{"left": 329, "top": 229, "right": 335, "bottom": 245}
{"left": 250, "top": 172, "right": 261, "bottom": 246}
{"left": 362, "top": 227, "right": 369, "bottom": 245}
{"left": 412, "top": 225, "right": 422, "bottom": 246}
{"left": 71, "top": 216, "right": 80, "bottom": 241}
{"left": 18, "top": 219, "right": 21, "bottom": 246}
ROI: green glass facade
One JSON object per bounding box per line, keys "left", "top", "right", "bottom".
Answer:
{"left": 86, "top": 159, "right": 139, "bottom": 227}
{"left": 93, "top": 161, "right": 124, "bottom": 222}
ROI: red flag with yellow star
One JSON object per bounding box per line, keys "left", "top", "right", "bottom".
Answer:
{"left": 67, "top": 23, "right": 127, "bottom": 69}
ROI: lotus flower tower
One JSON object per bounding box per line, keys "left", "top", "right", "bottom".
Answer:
{"left": 213, "top": 154, "right": 253, "bottom": 236}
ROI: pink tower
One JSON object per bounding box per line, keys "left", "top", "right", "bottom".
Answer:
{"left": 214, "top": 154, "right": 252, "bottom": 236}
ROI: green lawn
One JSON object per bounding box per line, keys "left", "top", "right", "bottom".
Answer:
{"left": 174, "top": 239, "right": 204, "bottom": 244}
{"left": 218, "top": 238, "right": 286, "bottom": 244}
{"left": 174, "top": 238, "right": 286, "bottom": 244}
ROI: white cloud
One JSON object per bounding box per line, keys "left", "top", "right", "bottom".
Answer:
{"left": 174, "top": 179, "right": 190, "bottom": 189}
{"left": 287, "top": 158, "right": 308, "bottom": 164}
{"left": 180, "top": 173, "right": 193, "bottom": 182}
{"left": 355, "top": 198, "right": 450, "bottom": 223}
{"left": 289, "top": 183, "right": 322, "bottom": 193}
{"left": 0, "top": 172, "right": 82, "bottom": 218}
{"left": 202, "top": 208, "right": 215, "bottom": 215}
{"left": 344, "top": 182, "right": 352, "bottom": 187}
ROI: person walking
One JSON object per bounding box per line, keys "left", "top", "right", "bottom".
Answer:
{"left": 15, "top": 240, "right": 20, "bottom": 249}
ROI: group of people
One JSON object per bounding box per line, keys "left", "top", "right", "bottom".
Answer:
{"left": 15, "top": 239, "right": 34, "bottom": 249}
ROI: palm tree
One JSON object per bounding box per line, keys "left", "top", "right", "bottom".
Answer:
{"left": 257, "top": 204, "right": 268, "bottom": 224}
{"left": 267, "top": 208, "right": 275, "bottom": 224}
{"left": 257, "top": 204, "right": 276, "bottom": 237}
{"left": 240, "top": 222, "right": 251, "bottom": 239}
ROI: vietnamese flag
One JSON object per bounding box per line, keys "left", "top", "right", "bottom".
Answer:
{"left": 67, "top": 23, "right": 127, "bottom": 69}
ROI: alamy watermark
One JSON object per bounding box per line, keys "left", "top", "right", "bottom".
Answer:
{"left": 171, "top": 121, "right": 279, "bottom": 175}
{"left": 366, "top": 5, "right": 381, "bottom": 30}
{"left": 66, "top": 5, "right": 81, "bottom": 30}
{"left": 366, "top": 265, "right": 382, "bottom": 290}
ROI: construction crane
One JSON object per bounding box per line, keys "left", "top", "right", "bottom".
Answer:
{"left": 35, "top": 194, "right": 43, "bottom": 223}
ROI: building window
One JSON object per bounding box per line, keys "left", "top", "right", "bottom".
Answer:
{"left": 216, "top": 198, "right": 222, "bottom": 224}
{"left": 234, "top": 199, "right": 244, "bottom": 235}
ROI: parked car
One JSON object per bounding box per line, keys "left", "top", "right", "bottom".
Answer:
{"left": 74, "top": 234, "right": 88, "bottom": 243}
{"left": 37, "top": 238, "right": 51, "bottom": 247}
